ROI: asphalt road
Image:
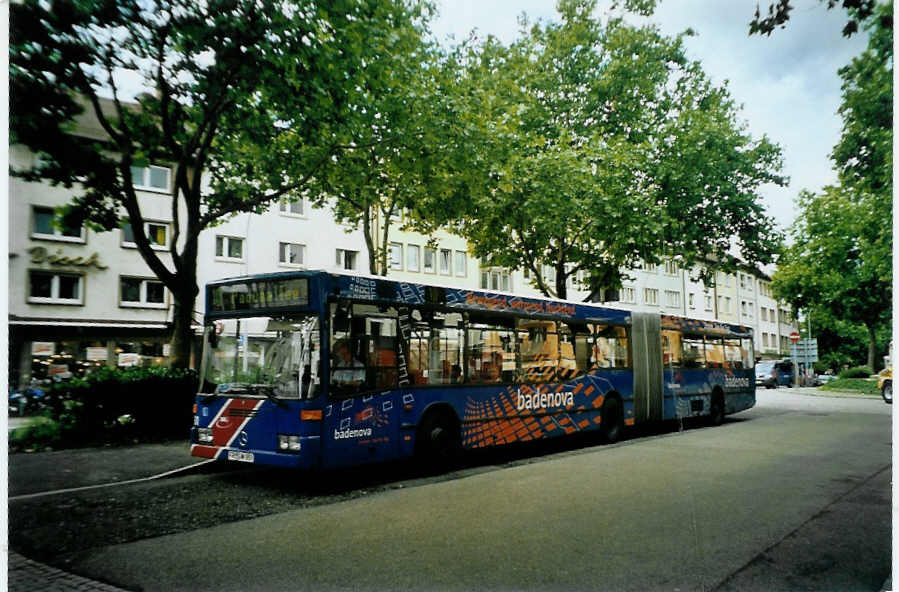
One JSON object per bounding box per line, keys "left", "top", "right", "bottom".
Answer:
{"left": 64, "top": 390, "right": 891, "bottom": 592}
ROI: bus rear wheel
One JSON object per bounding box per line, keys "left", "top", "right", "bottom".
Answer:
{"left": 415, "top": 411, "right": 462, "bottom": 471}
{"left": 600, "top": 396, "right": 623, "bottom": 444}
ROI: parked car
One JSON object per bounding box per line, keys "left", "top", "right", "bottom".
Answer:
{"left": 877, "top": 367, "right": 892, "bottom": 404}
{"left": 755, "top": 360, "right": 794, "bottom": 388}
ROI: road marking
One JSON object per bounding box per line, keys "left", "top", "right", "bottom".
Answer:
{"left": 9, "top": 460, "right": 216, "bottom": 501}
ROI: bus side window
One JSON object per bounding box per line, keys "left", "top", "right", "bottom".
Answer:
{"left": 427, "top": 312, "right": 462, "bottom": 385}
{"left": 592, "top": 324, "right": 630, "bottom": 369}
{"left": 705, "top": 336, "right": 725, "bottom": 368}
{"left": 724, "top": 338, "right": 744, "bottom": 369}
{"left": 662, "top": 330, "right": 683, "bottom": 367}
{"left": 517, "top": 319, "right": 559, "bottom": 383}
{"left": 466, "top": 322, "right": 514, "bottom": 384}
{"left": 408, "top": 320, "right": 430, "bottom": 385}
{"left": 682, "top": 334, "right": 706, "bottom": 368}
{"left": 557, "top": 324, "right": 577, "bottom": 380}
{"left": 572, "top": 324, "right": 593, "bottom": 374}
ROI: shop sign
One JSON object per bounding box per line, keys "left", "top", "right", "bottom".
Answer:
{"left": 28, "top": 246, "right": 108, "bottom": 270}
{"left": 31, "top": 342, "right": 55, "bottom": 356}
{"left": 86, "top": 347, "right": 108, "bottom": 362}
{"left": 48, "top": 364, "right": 71, "bottom": 378}
{"left": 118, "top": 353, "right": 140, "bottom": 367}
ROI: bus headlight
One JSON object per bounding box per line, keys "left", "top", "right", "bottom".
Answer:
{"left": 197, "top": 428, "right": 214, "bottom": 444}
{"left": 278, "top": 435, "right": 301, "bottom": 452}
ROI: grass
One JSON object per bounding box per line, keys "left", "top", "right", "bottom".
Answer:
{"left": 818, "top": 377, "right": 881, "bottom": 396}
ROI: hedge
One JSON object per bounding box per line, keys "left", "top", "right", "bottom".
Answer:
{"left": 13, "top": 366, "right": 198, "bottom": 450}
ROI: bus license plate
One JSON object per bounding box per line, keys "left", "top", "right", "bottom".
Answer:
{"left": 227, "top": 450, "right": 254, "bottom": 463}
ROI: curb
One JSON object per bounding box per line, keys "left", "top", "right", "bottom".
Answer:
{"left": 9, "top": 551, "right": 129, "bottom": 591}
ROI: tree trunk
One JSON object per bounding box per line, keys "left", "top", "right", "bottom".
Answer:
{"left": 169, "top": 283, "right": 199, "bottom": 369}
{"left": 555, "top": 262, "right": 568, "bottom": 301}
{"left": 866, "top": 322, "right": 877, "bottom": 370}
{"left": 363, "top": 207, "right": 378, "bottom": 275}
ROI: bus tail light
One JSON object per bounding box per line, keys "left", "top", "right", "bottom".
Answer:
{"left": 192, "top": 404, "right": 198, "bottom": 415}
{"left": 301, "top": 410, "right": 322, "bottom": 421}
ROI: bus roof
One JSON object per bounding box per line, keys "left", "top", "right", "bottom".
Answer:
{"left": 205, "top": 269, "right": 752, "bottom": 337}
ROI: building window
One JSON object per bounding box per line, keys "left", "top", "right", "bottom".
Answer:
{"left": 664, "top": 261, "right": 678, "bottom": 275}
{"left": 279, "top": 198, "right": 305, "bottom": 217}
{"left": 131, "top": 165, "right": 171, "bottom": 192}
{"left": 215, "top": 236, "right": 244, "bottom": 260}
{"left": 279, "top": 242, "right": 305, "bottom": 266}
{"left": 439, "top": 248, "right": 452, "bottom": 275}
{"left": 644, "top": 288, "right": 659, "bottom": 306}
{"left": 705, "top": 295, "right": 713, "bottom": 311}
{"left": 620, "top": 286, "right": 636, "bottom": 304}
{"left": 664, "top": 290, "right": 680, "bottom": 308}
{"left": 120, "top": 277, "right": 166, "bottom": 308}
{"left": 454, "top": 251, "right": 467, "bottom": 277}
{"left": 28, "top": 271, "right": 83, "bottom": 305}
{"left": 31, "top": 206, "right": 85, "bottom": 243}
{"left": 406, "top": 245, "right": 420, "bottom": 272}
{"left": 122, "top": 221, "right": 169, "bottom": 250}
{"left": 389, "top": 242, "right": 403, "bottom": 270}
{"left": 688, "top": 293, "right": 696, "bottom": 309}
{"left": 423, "top": 247, "right": 436, "bottom": 273}
{"left": 336, "top": 249, "right": 357, "bottom": 270}
{"left": 480, "top": 269, "right": 511, "bottom": 292}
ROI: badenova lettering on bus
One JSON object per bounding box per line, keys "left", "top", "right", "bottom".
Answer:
{"left": 516, "top": 387, "right": 575, "bottom": 411}
{"left": 333, "top": 428, "right": 373, "bottom": 440}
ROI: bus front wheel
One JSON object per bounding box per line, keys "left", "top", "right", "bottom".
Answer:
{"left": 600, "top": 396, "right": 623, "bottom": 444}
{"left": 415, "top": 410, "right": 462, "bottom": 470}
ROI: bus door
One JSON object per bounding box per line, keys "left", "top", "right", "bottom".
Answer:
{"left": 327, "top": 303, "right": 400, "bottom": 467}
{"left": 661, "top": 329, "right": 684, "bottom": 417}
{"left": 632, "top": 312, "right": 663, "bottom": 422}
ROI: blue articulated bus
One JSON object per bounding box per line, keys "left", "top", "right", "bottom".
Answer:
{"left": 190, "top": 270, "right": 755, "bottom": 469}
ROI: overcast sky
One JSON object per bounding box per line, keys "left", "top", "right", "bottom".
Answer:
{"left": 429, "top": 0, "right": 868, "bottom": 232}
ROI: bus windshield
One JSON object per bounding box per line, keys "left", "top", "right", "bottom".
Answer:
{"left": 201, "top": 315, "right": 320, "bottom": 399}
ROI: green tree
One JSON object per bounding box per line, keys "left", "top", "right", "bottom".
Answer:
{"left": 749, "top": 0, "right": 887, "bottom": 37}
{"left": 11, "top": 0, "right": 425, "bottom": 366}
{"left": 451, "top": 0, "right": 784, "bottom": 300}
{"left": 773, "top": 189, "right": 890, "bottom": 369}
{"left": 772, "top": 3, "right": 891, "bottom": 370}
{"left": 309, "top": 13, "right": 461, "bottom": 276}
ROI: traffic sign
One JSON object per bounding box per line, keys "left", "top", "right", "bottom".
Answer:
{"left": 789, "top": 331, "right": 800, "bottom": 343}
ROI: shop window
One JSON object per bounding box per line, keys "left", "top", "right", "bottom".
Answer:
{"left": 28, "top": 271, "right": 83, "bottom": 305}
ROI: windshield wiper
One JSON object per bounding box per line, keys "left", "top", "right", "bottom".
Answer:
{"left": 248, "top": 384, "right": 288, "bottom": 409}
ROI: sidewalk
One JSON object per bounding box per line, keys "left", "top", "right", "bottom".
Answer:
{"left": 9, "top": 439, "right": 205, "bottom": 591}
{"left": 9, "top": 552, "right": 130, "bottom": 592}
